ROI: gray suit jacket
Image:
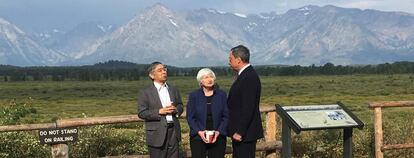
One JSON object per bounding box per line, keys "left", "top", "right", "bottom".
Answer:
{"left": 137, "top": 83, "right": 183, "bottom": 147}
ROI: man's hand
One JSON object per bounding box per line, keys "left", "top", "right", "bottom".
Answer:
{"left": 168, "top": 103, "right": 178, "bottom": 114}
{"left": 232, "top": 133, "right": 242, "bottom": 142}
{"left": 159, "top": 105, "right": 176, "bottom": 115}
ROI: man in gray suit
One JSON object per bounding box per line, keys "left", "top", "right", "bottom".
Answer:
{"left": 138, "top": 61, "right": 184, "bottom": 158}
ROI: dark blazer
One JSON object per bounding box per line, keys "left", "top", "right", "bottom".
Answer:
{"left": 186, "top": 88, "right": 229, "bottom": 139}
{"left": 227, "top": 65, "right": 264, "bottom": 142}
{"left": 137, "top": 83, "right": 184, "bottom": 147}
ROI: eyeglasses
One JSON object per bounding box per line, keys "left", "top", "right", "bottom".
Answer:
{"left": 155, "top": 67, "right": 167, "bottom": 72}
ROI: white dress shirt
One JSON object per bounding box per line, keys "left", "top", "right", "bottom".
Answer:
{"left": 153, "top": 82, "right": 173, "bottom": 122}
{"left": 238, "top": 63, "right": 251, "bottom": 75}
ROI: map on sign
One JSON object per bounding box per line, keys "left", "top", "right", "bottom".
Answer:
{"left": 282, "top": 104, "right": 358, "bottom": 129}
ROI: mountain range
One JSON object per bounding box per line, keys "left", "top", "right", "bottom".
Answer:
{"left": 0, "top": 18, "right": 65, "bottom": 66}
{"left": 1, "top": 4, "right": 413, "bottom": 66}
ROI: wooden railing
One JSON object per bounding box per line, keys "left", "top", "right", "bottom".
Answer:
{"left": 0, "top": 106, "right": 282, "bottom": 158}
{"left": 102, "top": 141, "right": 282, "bottom": 158}
{"left": 368, "top": 101, "right": 414, "bottom": 158}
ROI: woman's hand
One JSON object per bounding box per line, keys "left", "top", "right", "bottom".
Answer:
{"left": 211, "top": 131, "right": 220, "bottom": 143}
{"left": 198, "top": 131, "right": 208, "bottom": 143}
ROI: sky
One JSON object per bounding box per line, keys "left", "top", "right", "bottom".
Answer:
{"left": 0, "top": 0, "right": 413, "bottom": 32}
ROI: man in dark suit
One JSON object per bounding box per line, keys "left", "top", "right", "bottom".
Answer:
{"left": 138, "top": 61, "right": 184, "bottom": 158}
{"left": 227, "top": 45, "right": 264, "bottom": 158}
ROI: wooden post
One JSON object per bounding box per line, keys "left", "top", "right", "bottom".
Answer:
{"left": 265, "top": 111, "right": 278, "bottom": 158}
{"left": 374, "top": 107, "right": 384, "bottom": 158}
{"left": 51, "top": 144, "right": 69, "bottom": 158}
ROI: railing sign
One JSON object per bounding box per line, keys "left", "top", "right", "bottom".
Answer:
{"left": 39, "top": 128, "right": 78, "bottom": 144}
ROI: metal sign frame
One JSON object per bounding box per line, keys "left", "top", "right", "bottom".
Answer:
{"left": 276, "top": 102, "right": 364, "bottom": 134}
{"left": 276, "top": 102, "right": 364, "bottom": 158}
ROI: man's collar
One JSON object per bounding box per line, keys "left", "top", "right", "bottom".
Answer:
{"left": 153, "top": 81, "right": 168, "bottom": 91}
{"left": 238, "top": 64, "right": 251, "bottom": 75}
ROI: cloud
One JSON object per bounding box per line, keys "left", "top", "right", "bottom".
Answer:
{"left": 340, "top": 0, "right": 379, "bottom": 9}
{"left": 277, "top": 2, "right": 288, "bottom": 7}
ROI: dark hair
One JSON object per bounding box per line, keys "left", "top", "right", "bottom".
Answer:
{"left": 230, "top": 45, "right": 250, "bottom": 63}
{"left": 147, "top": 61, "right": 163, "bottom": 75}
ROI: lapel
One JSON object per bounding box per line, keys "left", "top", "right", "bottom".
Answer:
{"left": 228, "top": 66, "right": 251, "bottom": 99}
{"left": 149, "top": 85, "right": 163, "bottom": 109}
{"left": 198, "top": 89, "right": 208, "bottom": 118}
{"left": 210, "top": 89, "right": 218, "bottom": 116}
{"left": 228, "top": 77, "right": 238, "bottom": 101}
{"left": 167, "top": 83, "right": 175, "bottom": 103}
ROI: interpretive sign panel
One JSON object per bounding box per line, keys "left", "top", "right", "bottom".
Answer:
{"left": 39, "top": 128, "right": 78, "bottom": 144}
{"left": 276, "top": 102, "right": 363, "bottom": 133}
{"left": 277, "top": 102, "right": 364, "bottom": 158}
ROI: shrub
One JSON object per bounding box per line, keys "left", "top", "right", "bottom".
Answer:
{"left": 0, "top": 132, "right": 50, "bottom": 158}
{"left": 0, "top": 99, "right": 48, "bottom": 157}
{"left": 70, "top": 124, "right": 147, "bottom": 157}
{"left": 0, "top": 98, "right": 37, "bottom": 125}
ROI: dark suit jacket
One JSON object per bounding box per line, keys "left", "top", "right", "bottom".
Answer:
{"left": 137, "top": 83, "right": 184, "bottom": 147}
{"left": 186, "top": 88, "right": 229, "bottom": 139}
{"left": 227, "top": 65, "right": 264, "bottom": 142}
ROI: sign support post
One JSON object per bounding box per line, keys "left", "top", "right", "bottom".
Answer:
{"left": 343, "top": 128, "right": 353, "bottom": 158}
{"left": 282, "top": 120, "right": 291, "bottom": 158}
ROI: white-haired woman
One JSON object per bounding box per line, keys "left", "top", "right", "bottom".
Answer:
{"left": 186, "top": 68, "right": 229, "bottom": 158}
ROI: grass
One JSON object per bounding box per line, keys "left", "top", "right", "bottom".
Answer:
{"left": 1, "top": 74, "right": 414, "bottom": 157}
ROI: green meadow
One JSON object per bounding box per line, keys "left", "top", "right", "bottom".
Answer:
{"left": 1, "top": 74, "right": 414, "bottom": 157}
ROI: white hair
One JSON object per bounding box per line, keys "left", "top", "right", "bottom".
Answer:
{"left": 196, "top": 68, "right": 216, "bottom": 84}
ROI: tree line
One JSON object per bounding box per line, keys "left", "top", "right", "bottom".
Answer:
{"left": 0, "top": 60, "right": 413, "bottom": 82}
{"left": 255, "top": 61, "right": 414, "bottom": 76}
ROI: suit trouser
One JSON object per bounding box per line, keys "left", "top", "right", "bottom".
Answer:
{"left": 148, "top": 124, "right": 179, "bottom": 158}
{"left": 232, "top": 140, "right": 257, "bottom": 158}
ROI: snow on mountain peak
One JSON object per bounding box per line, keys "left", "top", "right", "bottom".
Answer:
{"left": 207, "top": 9, "right": 226, "bottom": 14}
{"left": 97, "top": 25, "right": 105, "bottom": 32}
{"left": 299, "top": 6, "right": 311, "bottom": 11}
{"left": 217, "top": 10, "right": 226, "bottom": 14}
{"left": 150, "top": 3, "right": 172, "bottom": 15}
{"left": 258, "top": 14, "right": 270, "bottom": 19}
{"left": 137, "top": 3, "right": 177, "bottom": 22}
{"left": 97, "top": 24, "right": 113, "bottom": 32}
{"left": 0, "top": 18, "right": 11, "bottom": 25}
{"left": 0, "top": 18, "right": 25, "bottom": 34}
{"left": 234, "top": 13, "right": 247, "bottom": 18}
{"left": 297, "top": 5, "right": 316, "bottom": 16}
{"left": 207, "top": 9, "right": 217, "bottom": 14}
{"left": 5, "top": 30, "right": 17, "bottom": 43}
{"left": 169, "top": 18, "right": 178, "bottom": 27}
